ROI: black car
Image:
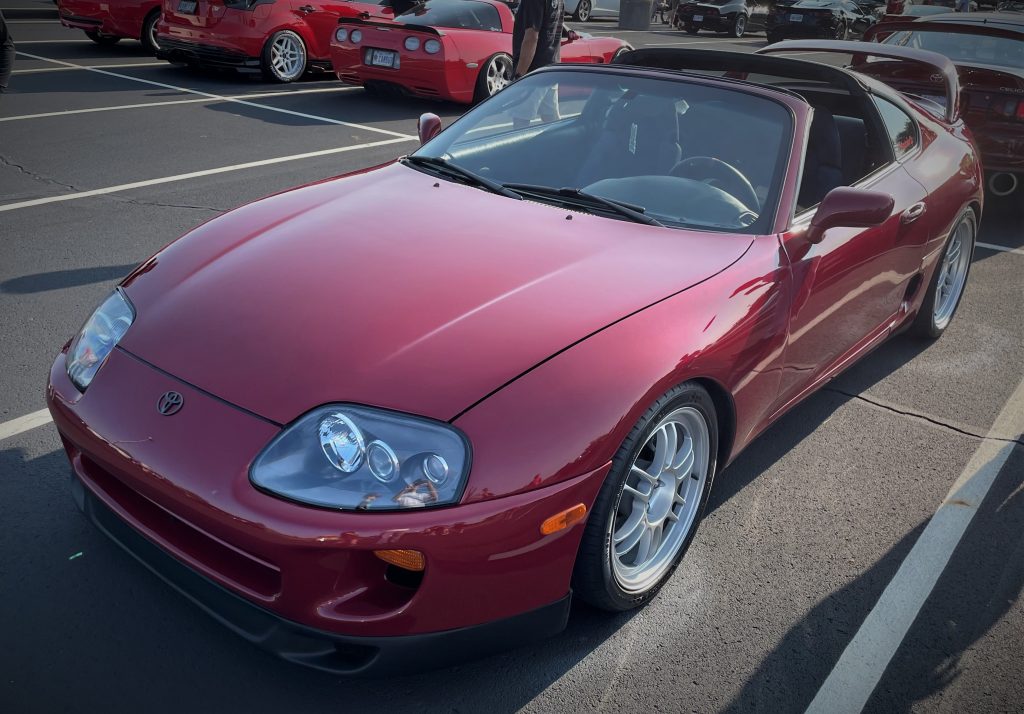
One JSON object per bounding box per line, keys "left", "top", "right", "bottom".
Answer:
{"left": 766, "top": 0, "right": 877, "bottom": 42}
{"left": 673, "top": 0, "right": 770, "bottom": 37}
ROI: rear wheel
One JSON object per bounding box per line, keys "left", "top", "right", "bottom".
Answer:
{"left": 573, "top": 0, "right": 593, "bottom": 21}
{"left": 685, "top": 24, "right": 700, "bottom": 34}
{"left": 474, "top": 53, "right": 513, "bottom": 102}
{"left": 835, "top": 20, "right": 849, "bottom": 39}
{"left": 573, "top": 382, "right": 718, "bottom": 611}
{"left": 85, "top": 30, "right": 121, "bottom": 46}
{"left": 766, "top": 30, "right": 782, "bottom": 43}
{"left": 731, "top": 13, "right": 747, "bottom": 37}
{"left": 909, "top": 207, "right": 976, "bottom": 339}
{"left": 260, "top": 30, "right": 307, "bottom": 83}
{"left": 140, "top": 9, "right": 161, "bottom": 55}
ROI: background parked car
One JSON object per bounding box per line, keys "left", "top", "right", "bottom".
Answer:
{"left": 57, "top": 0, "right": 163, "bottom": 53}
{"left": 156, "top": 0, "right": 397, "bottom": 82}
{"left": 673, "top": 0, "right": 770, "bottom": 37}
{"left": 766, "top": 0, "right": 877, "bottom": 42}
{"left": 565, "top": 0, "right": 621, "bottom": 22}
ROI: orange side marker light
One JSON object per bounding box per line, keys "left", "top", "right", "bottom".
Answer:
{"left": 540, "top": 504, "right": 587, "bottom": 536}
{"left": 374, "top": 549, "right": 426, "bottom": 572}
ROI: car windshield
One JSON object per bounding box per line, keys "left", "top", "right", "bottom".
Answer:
{"left": 396, "top": 0, "right": 502, "bottom": 31}
{"left": 411, "top": 70, "right": 793, "bottom": 234}
{"left": 883, "top": 29, "right": 1024, "bottom": 69}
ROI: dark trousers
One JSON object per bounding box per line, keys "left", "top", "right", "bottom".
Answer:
{"left": 0, "top": 10, "right": 14, "bottom": 90}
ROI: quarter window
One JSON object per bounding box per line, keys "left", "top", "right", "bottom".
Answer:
{"left": 872, "top": 96, "right": 919, "bottom": 159}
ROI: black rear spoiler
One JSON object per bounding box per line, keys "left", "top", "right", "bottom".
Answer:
{"left": 336, "top": 16, "right": 443, "bottom": 36}
{"left": 758, "top": 40, "right": 961, "bottom": 122}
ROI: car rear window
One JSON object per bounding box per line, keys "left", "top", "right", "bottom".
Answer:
{"left": 884, "top": 29, "right": 1024, "bottom": 70}
{"left": 397, "top": 0, "right": 503, "bottom": 31}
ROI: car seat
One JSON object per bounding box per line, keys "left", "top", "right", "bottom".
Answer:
{"left": 798, "top": 107, "right": 844, "bottom": 209}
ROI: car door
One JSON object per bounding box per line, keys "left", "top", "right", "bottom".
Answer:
{"left": 772, "top": 105, "right": 929, "bottom": 410}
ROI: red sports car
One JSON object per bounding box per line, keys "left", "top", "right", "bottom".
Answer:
{"left": 330, "top": 0, "right": 631, "bottom": 103}
{"left": 57, "top": 0, "right": 163, "bottom": 53}
{"left": 863, "top": 12, "right": 1024, "bottom": 198}
{"left": 155, "top": 0, "right": 398, "bottom": 82}
{"left": 48, "top": 44, "right": 981, "bottom": 674}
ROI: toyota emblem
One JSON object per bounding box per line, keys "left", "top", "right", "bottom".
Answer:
{"left": 157, "top": 391, "right": 184, "bottom": 416}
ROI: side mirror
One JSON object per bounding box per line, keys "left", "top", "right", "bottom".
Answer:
{"left": 806, "top": 187, "right": 894, "bottom": 244}
{"left": 417, "top": 113, "right": 442, "bottom": 145}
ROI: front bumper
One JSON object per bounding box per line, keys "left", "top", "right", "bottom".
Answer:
{"left": 71, "top": 472, "right": 571, "bottom": 674}
{"left": 156, "top": 37, "right": 260, "bottom": 70}
{"left": 47, "top": 347, "right": 606, "bottom": 672}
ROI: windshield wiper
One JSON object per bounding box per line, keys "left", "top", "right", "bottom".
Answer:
{"left": 402, "top": 155, "right": 522, "bottom": 200}
{"left": 503, "top": 183, "right": 664, "bottom": 227}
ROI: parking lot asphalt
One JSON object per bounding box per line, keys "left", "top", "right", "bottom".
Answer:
{"left": 1, "top": 13, "right": 1022, "bottom": 714}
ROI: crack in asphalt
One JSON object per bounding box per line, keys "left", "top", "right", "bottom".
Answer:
{"left": 0, "top": 153, "right": 78, "bottom": 192}
{"left": 825, "top": 387, "right": 1024, "bottom": 447}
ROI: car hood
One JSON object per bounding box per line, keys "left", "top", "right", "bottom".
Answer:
{"left": 118, "top": 163, "right": 753, "bottom": 425}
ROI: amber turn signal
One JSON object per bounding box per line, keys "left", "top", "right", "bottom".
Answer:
{"left": 374, "top": 549, "right": 426, "bottom": 572}
{"left": 540, "top": 503, "right": 587, "bottom": 535}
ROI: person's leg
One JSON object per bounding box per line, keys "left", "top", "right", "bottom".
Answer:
{"left": 0, "top": 10, "right": 14, "bottom": 92}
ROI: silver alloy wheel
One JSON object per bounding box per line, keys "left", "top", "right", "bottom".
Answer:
{"left": 733, "top": 14, "right": 746, "bottom": 37}
{"left": 485, "top": 55, "right": 513, "bottom": 96}
{"left": 933, "top": 211, "right": 975, "bottom": 330}
{"left": 270, "top": 32, "right": 306, "bottom": 82}
{"left": 576, "top": 0, "right": 592, "bottom": 21}
{"left": 610, "top": 406, "right": 710, "bottom": 593}
{"left": 146, "top": 14, "right": 160, "bottom": 51}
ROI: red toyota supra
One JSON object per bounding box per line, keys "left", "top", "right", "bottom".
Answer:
{"left": 863, "top": 12, "right": 1024, "bottom": 198}
{"left": 48, "top": 44, "right": 982, "bottom": 674}
{"left": 155, "top": 0, "right": 398, "bottom": 81}
{"left": 330, "top": 0, "right": 631, "bottom": 103}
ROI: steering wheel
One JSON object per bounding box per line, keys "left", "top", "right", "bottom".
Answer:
{"left": 671, "top": 157, "right": 760, "bottom": 213}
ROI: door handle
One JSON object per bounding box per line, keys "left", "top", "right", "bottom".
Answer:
{"left": 901, "top": 202, "right": 926, "bottom": 224}
{"left": 298, "top": 4, "right": 315, "bottom": 12}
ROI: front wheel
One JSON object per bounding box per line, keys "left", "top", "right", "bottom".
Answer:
{"left": 909, "top": 207, "right": 976, "bottom": 339}
{"left": 85, "top": 30, "right": 121, "bottom": 46}
{"left": 260, "top": 30, "right": 307, "bottom": 83}
{"left": 732, "top": 13, "right": 747, "bottom": 37}
{"left": 573, "top": 0, "right": 593, "bottom": 21}
{"left": 573, "top": 382, "right": 718, "bottom": 611}
{"left": 474, "top": 53, "right": 513, "bottom": 102}
{"left": 140, "top": 9, "right": 161, "bottom": 54}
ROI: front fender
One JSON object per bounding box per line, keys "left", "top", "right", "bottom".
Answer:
{"left": 453, "top": 235, "right": 792, "bottom": 504}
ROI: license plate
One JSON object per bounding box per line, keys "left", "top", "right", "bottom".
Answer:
{"left": 693, "top": 14, "right": 703, "bottom": 21}
{"left": 790, "top": 13, "right": 803, "bottom": 21}
{"left": 368, "top": 49, "right": 397, "bottom": 68}
{"left": 177, "top": 0, "right": 197, "bottom": 13}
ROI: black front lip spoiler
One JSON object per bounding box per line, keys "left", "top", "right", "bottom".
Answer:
{"left": 71, "top": 472, "right": 572, "bottom": 676}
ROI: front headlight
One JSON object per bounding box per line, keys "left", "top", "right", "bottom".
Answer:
{"left": 250, "top": 405, "right": 470, "bottom": 511}
{"left": 66, "top": 289, "right": 135, "bottom": 391}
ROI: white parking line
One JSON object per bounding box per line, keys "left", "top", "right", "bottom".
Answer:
{"left": 13, "top": 61, "right": 165, "bottom": 74}
{"left": 977, "top": 241, "right": 1024, "bottom": 256}
{"left": 0, "top": 409, "right": 52, "bottom": 443}
{"left": 15, "top": 51, "right": 413, "bottom": 139}
{"left": 0, "top": 86, "right": 359, "bottom": 123}
{"left": 0, "top": 136, "right": 414, "bottom": 213}
{"left": 805, "top": 375, "right": 1024, "bottom": 714}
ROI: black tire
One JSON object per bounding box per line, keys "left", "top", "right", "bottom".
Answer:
{"left": 572, "top": 382, "right": 719, "bottom": 612}
{"left": 685, "top": 24, "right": 700, "bottom": 34}
{"left": 140, "top": 9, "right": 161, "bottom": 55}
{"left": 260, "top": 30, "right": 307, "bottom": 83}
{"left": 573, "top": 0, "right": 593, "bottom": 21}
{"left": 732, "top": 13, "right": 747, "bottom": 37}
{"left": 908, "top": 206, "right": 977, "bottom": 339}
{"left": 835, "top": 20, "right": 848, "bottom": 39}
{"left": 85, "top": 30, "right": 121, "bottom": 46}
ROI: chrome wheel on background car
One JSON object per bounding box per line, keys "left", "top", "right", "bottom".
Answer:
{"left": 261, "top": 30, "right": 307, "bottom": 83}
{"left": 732, "top": 14, "right": 747, "bottom": 37}
{"left": 141, "top": 9, "right": 161, "bottom": 54}
{"left": 574, "top": 383, "right": 718, "bottom": 611}
{"left": 574, "top": 0, "right": 593, "bottom": 21}
{"left": 911, "top": 207, "right": 976, "bottom": 339}
{"left": 610, "top": 407, "right": 711, "bottom": 593}
{"left": 475, "top": 54, "right": 513, "bottom": 101}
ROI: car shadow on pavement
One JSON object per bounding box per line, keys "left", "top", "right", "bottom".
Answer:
{"left": 721, "top": 443, "right": 1023, "bottom": 714}
{"left": 0, "top": 263, "right": 136, "bottom": 294}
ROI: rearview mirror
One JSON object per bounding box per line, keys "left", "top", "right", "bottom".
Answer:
{"left": 418, "top": 113, "right": 442, "bottom": 145}
{"left": 806, "top": 187, "right": 894, "bottom": 245}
